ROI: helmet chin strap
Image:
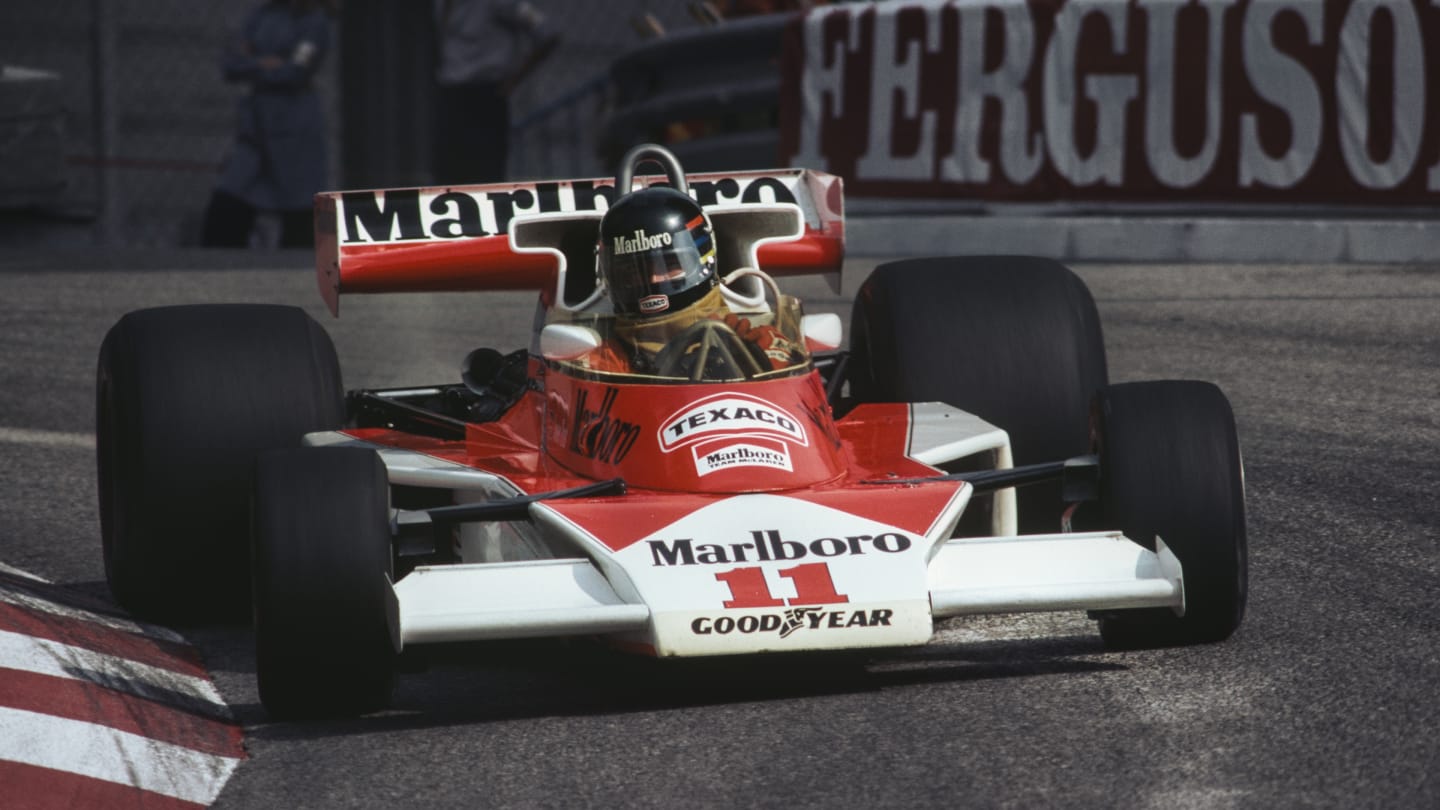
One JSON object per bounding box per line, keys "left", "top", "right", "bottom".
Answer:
{"left": 719, "top": 267, "right": 779, "bottom": 314}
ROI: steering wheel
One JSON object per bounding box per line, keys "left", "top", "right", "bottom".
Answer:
{"left": 652, "top": 320, "right": 766, "bottom": 382}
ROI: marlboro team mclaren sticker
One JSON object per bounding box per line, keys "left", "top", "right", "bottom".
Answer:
{"left": 693, "top": 441, "right": 792, "bottom": 475}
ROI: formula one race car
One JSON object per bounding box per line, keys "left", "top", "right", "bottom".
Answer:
{"left": 96, "top": 145, "right": 1247, "bottom": 718}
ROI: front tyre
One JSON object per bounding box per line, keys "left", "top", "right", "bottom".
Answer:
{"left": 253, "top": 446, "right": 396, "bottom": 719}
{"left": 96, "top": 304, "right": 344, "bottom": 622}
{"left": 848, "top": 257, "right": 1107, "bottom": 533}
{"left": 1093, "top": 381, "right": 1248, "bottom": 648}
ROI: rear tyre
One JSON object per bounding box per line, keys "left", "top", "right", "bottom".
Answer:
{"left": 848, "top": 256, "right": 1107, "bottom": 533}
{"left": 96, "top": 305, "right": 345, "bottom": 622}
{"left": 253, "top": 447, "right": 396, "bottom": 719}
{"left": 1093, "top": 381, "right": 1248, "bottom": 648}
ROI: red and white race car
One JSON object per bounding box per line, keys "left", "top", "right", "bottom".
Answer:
{"left": 96, "top": 146, "right": 1247, "bottom": 718}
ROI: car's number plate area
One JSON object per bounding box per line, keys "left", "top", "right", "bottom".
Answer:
{"left": 612, "top": 496, "right": 935, "bottom": 655}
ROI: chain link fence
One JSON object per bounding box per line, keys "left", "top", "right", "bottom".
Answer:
{"left": 0, "top": 1, "right": 744, "bottom": 248}
{"left": 2, "top": 1, "right": 265, "bottom": 246}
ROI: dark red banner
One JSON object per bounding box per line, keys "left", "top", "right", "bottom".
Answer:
{"left": 779, "top": 0, "right": 1440, "bottom": 204}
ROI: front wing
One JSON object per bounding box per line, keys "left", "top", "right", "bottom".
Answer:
{"left": 384, "top": 490, "right": 1183, "bottom": 657}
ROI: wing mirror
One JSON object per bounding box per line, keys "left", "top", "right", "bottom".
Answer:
{"left": 800, "top": 313, "right": 843, "bottom": 351}
{"left": 540, "top": 323, "right": 603, "bottom": 361}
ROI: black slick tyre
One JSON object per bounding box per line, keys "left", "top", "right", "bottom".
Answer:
{"left": 848, "top": 256, "right": 1107, "bottom": 533}
{"left": 253, "top": 446, "right": 396, "bottom": 719}
{"left": 96, "top": 304, "right": 345, "bottom": 622}
{"left": 1092, "top": 381, "right": 1248, "bottom": 648}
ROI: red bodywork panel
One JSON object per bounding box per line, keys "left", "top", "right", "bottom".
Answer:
{"left": 345, "top": 368, "right": 953, "bottom": 546}
{"left": 348, "top": 370, "right": 935, "bottom": 494}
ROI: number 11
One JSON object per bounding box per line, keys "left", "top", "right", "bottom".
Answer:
{"left": 714, "top": 562, "right": 850, "bottom": 609}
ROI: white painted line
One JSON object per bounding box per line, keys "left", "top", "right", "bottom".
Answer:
{"left": 0, "top": 562, "right": 46, "bottom": 582}
{"left": 0, "top": 426, "right": 96, "bottom": 450}
{"left": 0, "top": 630, "right": 228, "bottom": 713}
{"left": 0, "top": 706, "right": 241, "bottom": 806}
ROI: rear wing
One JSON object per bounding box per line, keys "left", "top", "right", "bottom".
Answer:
{"left": 314, "top": 169, "right": 844, "bottom": 316}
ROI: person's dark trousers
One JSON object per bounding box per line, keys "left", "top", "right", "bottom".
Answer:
{"left": 201, "top": 191, "right": 314, "bottom": 248}
{"left": 200, "top": 189, "right": 256, "bottom": 247}
{"left": 433, "top": 80, "right": 509, "bottom": 184}
{"left": 278, "top": 210, "right": 314, "bottom": 248}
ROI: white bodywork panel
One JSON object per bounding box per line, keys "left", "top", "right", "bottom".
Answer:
{"left": 387, "top": 560, "right": 649, "bottom": 647}
{"left": 903, "top": 403, "right": 1017, "bottom": 537}
{"left": 928, "top": 533, "right": 1184, "bottom": 617}
{"left": 531, "top": 491, "right": 970, "bottom": 656}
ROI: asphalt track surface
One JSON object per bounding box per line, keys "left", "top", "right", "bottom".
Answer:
{"left": 1, "top": 251, "right": 1436, "bottom": 808}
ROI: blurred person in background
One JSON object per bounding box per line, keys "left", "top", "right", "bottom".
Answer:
{"left": 432, "top": 0, "right": 559, "bottom": 184}
{"left": 201, "top": 0, "right": 338, "bottom": 248}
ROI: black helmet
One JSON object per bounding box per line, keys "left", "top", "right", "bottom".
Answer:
{"left": 598, "top": 186, "right": 717, "bottom": 317}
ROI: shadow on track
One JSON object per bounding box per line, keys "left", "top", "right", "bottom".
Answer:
{"left": 237, "top": 632, "right": 1125, "bottom": 741}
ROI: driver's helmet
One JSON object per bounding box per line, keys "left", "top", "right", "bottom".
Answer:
{"left": 598, "top": 186, "right": 717, "bottom": 318}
